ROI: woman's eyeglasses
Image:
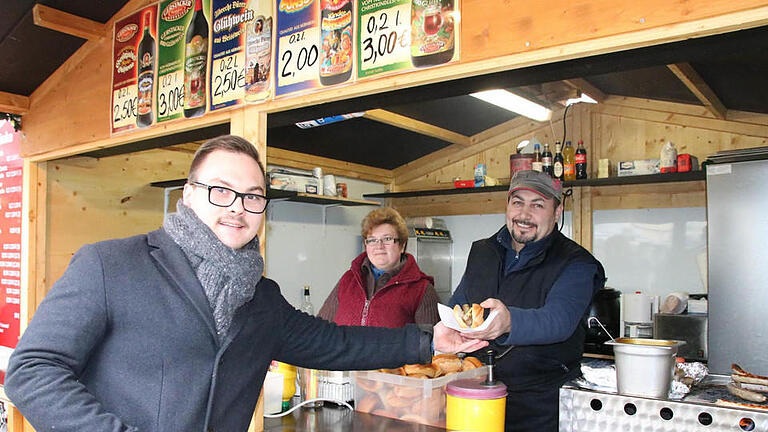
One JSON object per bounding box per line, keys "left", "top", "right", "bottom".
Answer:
{"left": 364, "top": 236, "right": 399, "bottom": 246}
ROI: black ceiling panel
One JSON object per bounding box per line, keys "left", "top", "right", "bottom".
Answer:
{"left": 0, "top": 11, "right": 85, "bottom": 95}
{"left": 1, "top": 0, "right": 129, "bottom": 96}
{"left": 692, "top": 46, "right": 768, "bottom": 114}
{"left": 267, "top": 117, "right": 451, "bottom": 170}
{"left": 385, "top": 95, "right": 517, "bottom": 137}
{"left": 585, "top": 66, "right": 701, "bottom": 106}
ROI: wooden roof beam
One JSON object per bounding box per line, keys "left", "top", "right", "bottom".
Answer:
{"left": 562, "top": 78, "right": 606, "bottom": 103}
{"left": 667, "top": 63, "right": 727, "bottom": 119}
{"left": 0, "top": 91, "right": 30, "bottom": 115}
{"left": 33, "top": 4, "right": 106, "bottom": 41}
{"left": 364, "top": 109, "right": 472, "bottom": 147}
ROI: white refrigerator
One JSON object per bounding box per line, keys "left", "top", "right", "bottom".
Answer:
{"left": 706, "top": 158, "right": 768, "bottom": 375}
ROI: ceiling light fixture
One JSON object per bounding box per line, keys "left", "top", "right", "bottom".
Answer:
{"left": 470, "top": 89, "right": 552, "bottom": 122}
{"left": 565, "top": 92, "right": 598, "bottom": 106}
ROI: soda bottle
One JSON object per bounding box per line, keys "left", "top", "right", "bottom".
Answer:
{"left": 542, "top": 143, "right": 553, "bottom": 177}
{"left": 532, "top": 143, "right": 543, "bottom": 172}
{"left": 575, "top": 140, "right": 588, "bottom": 179}
{"left": 563, "top": 140, "right": 575, "bottom": 181}
{"left": 553, "top": 141, "right": 564, "bottom": 181}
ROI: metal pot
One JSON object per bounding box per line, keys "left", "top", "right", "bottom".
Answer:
{"left": 605, "top": 338, "right": 683, "bottom": 399}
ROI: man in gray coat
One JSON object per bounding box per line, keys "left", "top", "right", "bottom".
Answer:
{"left": 5, "top": 135, "right": 486, "bottom": 432}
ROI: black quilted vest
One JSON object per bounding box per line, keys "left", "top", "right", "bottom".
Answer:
{"left": 464, "top": 227, "right": 605, "bottom": 390}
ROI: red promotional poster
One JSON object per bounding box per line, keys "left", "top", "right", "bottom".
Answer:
{"left": 112, "top": 5, "right": 159, "bottom": 134}
{"left": 0, "top": 120, "right": 23, "bottom": 383}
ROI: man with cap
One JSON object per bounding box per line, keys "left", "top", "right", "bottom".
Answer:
{"left": 449, "top": 169, "right": 605, "bottom": 432}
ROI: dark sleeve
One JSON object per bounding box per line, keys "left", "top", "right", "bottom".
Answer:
{"left": 317, "top": 279, "right": 341, "bottom": 322}
{"left": 274, "top": 290, "right": 431, "bottom": 369}
{"left": 500, "top": 262, "right": 598, "bottom": 346}
{"left": 5, "top": 245, "right": 139, "bottom": 432}
{"left": 447, "top": 272, "right": 470, "bottom": 307}
{"left": 414, "top": 282, "right": 440, "bottom": 325}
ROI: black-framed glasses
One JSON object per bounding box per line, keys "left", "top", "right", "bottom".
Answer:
{"left": 364, "top": 236, "right": 399, "bottom": 246}
{"left": 188, "top": 181, "right": 269, "bottom": 214}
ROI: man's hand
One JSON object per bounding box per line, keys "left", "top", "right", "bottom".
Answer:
{"left": 464, "top": 298, "right": 511, "bottom": 340}
{"left": 433, "top": 322, "right": 488, "bottom": 354}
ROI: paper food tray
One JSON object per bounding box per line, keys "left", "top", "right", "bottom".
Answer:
{"left": 438, "top": 303, "right": 498, "bottom": 333}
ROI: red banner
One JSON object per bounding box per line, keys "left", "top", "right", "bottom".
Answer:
{"left": 0, "top": 120, "right": 23, "bottom": 382}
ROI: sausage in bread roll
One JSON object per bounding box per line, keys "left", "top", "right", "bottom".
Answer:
{"left": 453, "top": 303, "right": 485, "bottom": 328}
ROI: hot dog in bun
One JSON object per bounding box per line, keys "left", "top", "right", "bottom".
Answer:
{"left": 453, "top": 303, "right": 485, "bottom": 328}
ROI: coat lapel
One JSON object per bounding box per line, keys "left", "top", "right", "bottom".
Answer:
{"left": 148, "top": 229, "right": 218, "bottom": 342}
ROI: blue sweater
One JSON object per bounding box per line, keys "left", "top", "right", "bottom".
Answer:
{"left": 450, "top": 227, "right": 597, "bottom": 346}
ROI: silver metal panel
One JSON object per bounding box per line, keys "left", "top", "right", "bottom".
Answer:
{"left": 654, "top": 314, "right": 708, "bottom": 361}
{"left": 560, "top": 387, "right": 768, "bottom": 432}
{"left": 706, "top": 160, "right": 768, "bottom": 375}
{"left": 408, "top": 237, "right": 452, "bottom": 303}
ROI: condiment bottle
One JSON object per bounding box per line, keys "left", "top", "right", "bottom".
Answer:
{"left": 541, "top": 143, "right": 553, "bottom": 177}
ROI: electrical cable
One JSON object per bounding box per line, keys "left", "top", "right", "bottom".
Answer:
{"left": 559, "top": 188, "right": 573, "bottom": 232}
{"left": 561, "top": 103, "right": 572, "bottom": 146}
{"left": 263, "top": 398, "right": 353, "bottom": 418}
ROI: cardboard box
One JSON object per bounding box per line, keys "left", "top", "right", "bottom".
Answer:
{"left": 354, "top": 366, "right": 489, "bottom": 427}
{"left": 598, "top": 159, "right": 612, "bottom": 178}
{"left": 617, "top": 159, "right": 661, "bottom": 177}
{"left": 268, "top": 168, "right": 319, "bottom": 194}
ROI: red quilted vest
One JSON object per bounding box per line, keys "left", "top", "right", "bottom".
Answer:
{"left": 333, "top": 252, "right": 433, "bottom": 328}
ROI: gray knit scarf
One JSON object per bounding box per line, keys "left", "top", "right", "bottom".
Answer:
{"left": 163, "top": 201, "right": 264, "bottom": 340}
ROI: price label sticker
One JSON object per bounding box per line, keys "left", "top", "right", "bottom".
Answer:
{"left": 359, "top": 1, "right": 410, "bottom": 75}
{"left": 112, "top": 84, "right": 138, "bottom": 131}
{"left": 157, "top": 70, "right": 184, "bottom": 122}
{"left": 211, "top": 51, "right": 246, "bottom": 108}
{"left": 277, "top": 27, "right": 320, "bottom": 88}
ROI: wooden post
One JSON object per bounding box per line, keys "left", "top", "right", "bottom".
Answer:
{"left": 231, "top": 106, "right": 267, "bottom": 432}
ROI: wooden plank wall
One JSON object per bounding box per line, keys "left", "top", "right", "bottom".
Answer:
{"left": 45, "top": 149, "right": 192, "bottom": 285}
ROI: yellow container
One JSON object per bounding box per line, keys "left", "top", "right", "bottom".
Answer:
{"left": 446, "top": 379, "right": 507, "bottom": 432}
{"left": 269, "top": 361, "right": 297, "bottom": 410}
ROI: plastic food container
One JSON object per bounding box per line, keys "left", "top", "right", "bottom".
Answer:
{"left": 354, "top": 366, "right": 489, "bottom": 427}
{"left": 606, "top": 338, "right": 683, "bottom": 398}
{"left": 446, "top": 379, "right": 507, "bottom": 432}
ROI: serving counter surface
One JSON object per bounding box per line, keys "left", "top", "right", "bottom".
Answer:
{"left": 263, "top": 404, "right": 445, "bottom": 432}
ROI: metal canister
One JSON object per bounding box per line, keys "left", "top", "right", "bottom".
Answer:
{"left": 446, "top": 379, "right": 507, "bottom": 432}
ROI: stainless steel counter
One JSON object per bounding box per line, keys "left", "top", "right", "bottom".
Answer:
{"left": 263, "top": 404, "right": 445, "bottom": 432}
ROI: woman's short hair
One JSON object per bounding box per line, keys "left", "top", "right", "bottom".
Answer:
{"left": 361, "top": 207, "right": 409, "bottom": 248}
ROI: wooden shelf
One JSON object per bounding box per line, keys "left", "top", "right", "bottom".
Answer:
{"left": 268, "top": 190, "right": 380, "bottom": 206}
{"left": 363, "top": 171, "right": 706, "bottom": 199}
{"left": 149, "top": 180, "right": 379, "bottom": 207}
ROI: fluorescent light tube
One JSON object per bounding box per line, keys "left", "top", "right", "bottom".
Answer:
{"left": 470, "top": 89, "right": 552, "bottom": 121}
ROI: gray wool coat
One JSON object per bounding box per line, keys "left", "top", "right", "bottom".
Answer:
{"left": 6, "top": 229, "right": 429, "bottom": 432}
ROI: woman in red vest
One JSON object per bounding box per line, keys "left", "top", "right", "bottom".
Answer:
{"left": 318, "top": 207, "right": 439, "bottom": 327}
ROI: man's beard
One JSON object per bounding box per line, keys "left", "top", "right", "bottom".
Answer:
{"left": 510, "top": 219, "right": 538, "bottom": 245}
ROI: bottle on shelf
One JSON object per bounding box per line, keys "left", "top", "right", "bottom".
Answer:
{"left": 300, "top": 285, "right": 314, "bottom": 315}
{"left": 136, "top": 10, "right": 155, "bottom": 128}
{"left": 575, "top": 140, "right": 588, "bottom": 179}
{"left": 183, "top": 0, "right": 208, "bottom": 119}
{"left": 563, "top": 140, "right": 575, "bottom": 181}
{"left": 553, "top": 141, "right": 564, "bottom": 180}
{"left": 532, "top": 143, "right": 543, "bottom": 172}
{"left": 542, "top": 143, "right": 553, "bottom": 177}
{"left": 660, "top": 141, "right": 678, "bottom": 173}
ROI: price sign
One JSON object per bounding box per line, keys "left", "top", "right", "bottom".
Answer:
{"left": 359, "top": 2, "right": 410, "bottom": 75}
{"left": 112, "top": 85, "right": 138, "bottom": 131}
{"left": 277, "top": 27, "right": 320, "bottom": 88}
{"left": 211, "top": 52, "right": 246, "bottom": 107}
{"left": 157, "top": 70, "right": 185, "bottom": 120}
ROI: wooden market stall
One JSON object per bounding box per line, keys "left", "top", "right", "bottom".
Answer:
{"left": 2, "top": 0, "right": 768, "bottom": 430}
